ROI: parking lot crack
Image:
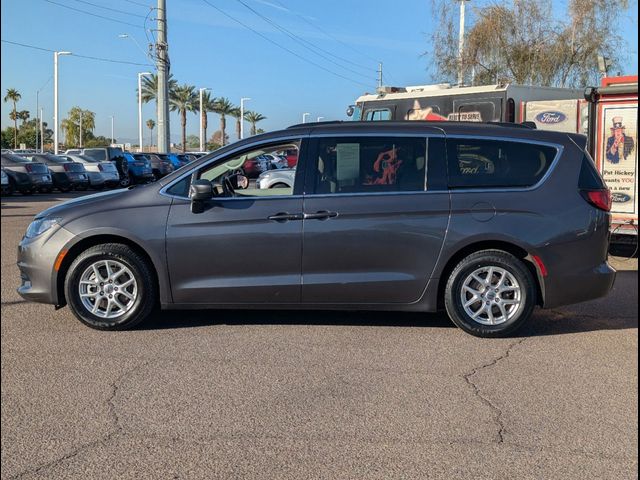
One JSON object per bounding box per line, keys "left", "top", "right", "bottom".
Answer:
{"left": 9, "top": 360, "right": 149, "bottom": 480}
{"left": 462, "top": 337, "right": 527, "bottom": 444}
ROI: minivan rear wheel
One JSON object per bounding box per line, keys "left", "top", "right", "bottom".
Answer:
{"left": 64, "top": 243, "right": 157, "bottom": 330}
{"left": 444, "top": 250, "right": 536, "bottom": 337}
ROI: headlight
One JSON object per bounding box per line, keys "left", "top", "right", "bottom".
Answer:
{"left": 25, "top": 217, "right": 61, "bottom": 239}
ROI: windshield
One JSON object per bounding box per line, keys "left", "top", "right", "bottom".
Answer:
{"left": 83, "top": 149, "right": 107, "bottom": 161}
{"left": 2, "top": 153, "right": 31, "bottom": 163}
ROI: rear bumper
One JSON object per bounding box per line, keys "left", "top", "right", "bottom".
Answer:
{"left": 542, "top": 261, "right": 617, "bottom": 309}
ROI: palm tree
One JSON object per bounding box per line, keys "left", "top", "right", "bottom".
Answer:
{"left": 199, "top": 91, "right": 216, "bottom": 149}
{"left": 170, "top": 84, "right": 198, "bottom": 153}
{"left": 17, "top": 110, "right": 30, "bottom": 126}
{"left": 212, "top": 97, "right": 235, "bottom": 147}
{"left": 244, "top": 111, "right": 266, "bottom": 136}
{"left": 146, "top": 119, "right": 156, "bottom": 149}
{"left": 139, "top": 73, "right": 178, "bottom": 104}
{"left": 4, "top": 88, "right": 21, "bottom": 149}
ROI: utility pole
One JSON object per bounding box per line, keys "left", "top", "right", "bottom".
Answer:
{"left": 377, "top": 62, "right": 383, "bottom": 89}
{"left": 302, "top": 113, "right": 311, "bottom": 124}
{"left": 110, "top": 116, "right": 115, "bottom": 144}
{"left": 79, "top": 111, "right": 83, "bottom": 148}
{"left": 457, "top": 0, "right": 469, "bottom": 86}
{"left": 156, "top": 0, "right": 171, "bottom": 153}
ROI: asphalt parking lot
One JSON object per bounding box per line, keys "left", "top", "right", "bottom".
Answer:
{"left": 1, "top": 193, "right": 638, "bottom": 480}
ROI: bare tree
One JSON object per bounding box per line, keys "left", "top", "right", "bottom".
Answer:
{"left": 426, "top": 0, "right": 630, "bottom": 87}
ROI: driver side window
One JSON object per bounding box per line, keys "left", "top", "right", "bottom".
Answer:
{"left": 197, "top": 140, "right": 301, "bottom": 197}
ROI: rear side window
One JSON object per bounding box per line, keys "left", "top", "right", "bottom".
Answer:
{"left": 312, "top": 137, "right": 426, "bottom": 194}
{"left": 83, "top": 149, "right": 107, "bottom": 161}
{"left": 364, "top": 109, "right": 392, "bottom": 121}
{"left": 578, "top": 152, "right": 606, "bottom": 189}
{"left": 447, "top": 138, "right": 557, "bottom": 189}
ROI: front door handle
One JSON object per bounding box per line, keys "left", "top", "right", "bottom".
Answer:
{"left": 303, "top": 210, "right": 338, "bottom": 220}
{"left": 267, "top": 212, "right": 303, "bottom": 222}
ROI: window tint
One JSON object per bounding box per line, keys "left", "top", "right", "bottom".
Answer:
{"left": 83, "top": 149, "right": 107, "bottom": 161}
{"left": 198, "top": 140, "right": 300, "bottom": 197}
{"left": 313, "top": 137, "right": 426, "bottom": 194}
{"left": 447, "top": 138, "right": 557, "bottom": 189}
{"left": 364, "top": 109, "right": 392, "bottom": 121}
{"left": 579, "top": 152, "right": 606, "bottom": 189}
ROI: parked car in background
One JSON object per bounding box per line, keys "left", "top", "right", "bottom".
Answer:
{"left": 155, "top": 153, "right": 185, "bottom": 170}
{"left": 58, "top": 154, "right": 120, "bottom": 189}
{"left": 64, "top": 149, "right": 83, "bottom": 155}
{"left": 1, "top": 168, "right": 12, "bottom": 195}
{"left": 256, "top": 168, "right": 295, "bottom": 190}
{"left": 176, "top": 154, "right": 197, "bottom": 164}
{"left": 23, "top": 153, "right": 89, "bottom": 192}
{"left": 146, "top": 153, "right": 174, "bottom": 180}
{"left": 124, "top": 152, "right": 154, "bottom": 184}
{"left": 81, "top": 147, "right": 130, "bottom": 187}
{"left": 1, "top": 153, "right": 53, "bottom": 194}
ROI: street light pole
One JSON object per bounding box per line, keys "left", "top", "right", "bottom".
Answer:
{"left": 302, "top": 113, "right": 311, "bottom": 124}
{"left": 199, "top": 87, "right": 211, "bottom": 151}
{"left": 457, "top": 0, "right": 469, "bottom": 86}
{"left": 53, "top": 51, "right": 72, "bottom": 155}
{"left": 138, "top": 71, "right": 152, "bottom": 152}
{"left": 240, "top": 97, "right": 251, "bottom": 140}
{"left": 79, "top": 111, "right": 83, "bottom": 148}
{"left": 317, "top": 116, "right": 325, "bottom": 122}
{"left": 40, "top": 109, "right": 44, "bottom": 152}
{"left": 110, "top": 116, "right": 115, "bottom": 144}
{"left": 35, "top": 90, "right": 39, "bottom": 152}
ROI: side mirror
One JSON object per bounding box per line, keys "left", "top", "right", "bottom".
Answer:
{"left": 346, "top": 105, "right": 355, "bottom": 117}
{"left": 189, "top": 179, "right": 213, "bottom": 213}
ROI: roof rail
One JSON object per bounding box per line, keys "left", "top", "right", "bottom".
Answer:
{"left": 486, "top": 121, "right": 536, "bottom": 129}
{"left": 287, "top": 120, "right": 344, "bottom": 129}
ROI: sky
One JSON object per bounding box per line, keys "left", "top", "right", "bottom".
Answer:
{"left": 1, "top": 0, "right": 638, "bottom": 145}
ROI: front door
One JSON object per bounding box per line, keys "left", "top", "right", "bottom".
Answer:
{"left": 301, "top": 134, "right": 450, "bottom": 304}
{"left": 166, "top": 139, "right": 306, "bottom": 305}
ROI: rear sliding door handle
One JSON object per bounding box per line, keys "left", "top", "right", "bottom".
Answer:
{"left": 303, "top": 210, "right": 338, "bottom": 220}
{"left": 267, "top": 212, "right": 303, "bottom": 222}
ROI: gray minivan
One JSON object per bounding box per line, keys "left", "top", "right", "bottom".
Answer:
{"left": 17, "top": 122, "right": 615, "bottom": 337}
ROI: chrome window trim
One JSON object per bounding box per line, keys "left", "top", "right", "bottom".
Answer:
{"left": 159, "top": 135, "right": 305, "bottom": 200}
{"left": 442, "top": 134, "right": 564, "bottom": 194}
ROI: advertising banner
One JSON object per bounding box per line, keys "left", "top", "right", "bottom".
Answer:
{"left": 599, "top": 104, "right": 638, "bottom": 216}
{"left": 525, "top": 99, "right": 581, "bottom": 133}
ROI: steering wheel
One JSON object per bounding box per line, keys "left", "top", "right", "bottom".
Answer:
{"left": 222, "top": 174, "right": 236, "bottom": 197}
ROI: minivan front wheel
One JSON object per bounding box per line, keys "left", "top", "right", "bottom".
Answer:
{"left": 444, "top": 250, "right": 536, "bottom": 337}
{"left": 64, "top": 243, "right": 157, "bottom": 330}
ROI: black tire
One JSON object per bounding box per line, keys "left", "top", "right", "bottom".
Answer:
{"left": 58, "top": 185, "right": 72, "bottom": 193}
{"left": 270, "top": 182, "right": 290, "bottom": 189}
{"left": 64, "top": 243, "right": 158, "bottom": 330}
{"left": 444, "top": 250, "right": 536, "bottom": 338}
{"left": 76, "top": 185, "right": 88, "bottom": 191}
{"left": 20, "top": 188, "right": 34, "bottom": 195}
{"left": 39, "top": 186, "right": 53, "bottom": 194}
{"left": 119, "top": 175, "right": 131, "bottom": 188}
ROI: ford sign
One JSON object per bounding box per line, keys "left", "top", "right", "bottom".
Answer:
{"left": 535, "top": 111, "right": 567, "bottom": 124}
{"left": 611, "top": 192, "right": 632, "bottom": 203}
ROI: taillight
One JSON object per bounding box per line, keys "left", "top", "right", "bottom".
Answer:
{"left": 25, "top": 163, "right": 34, "bottom": 173}
{"left": 63, "top": 163, "right": 71, "bottom": 172}
{"left": 581, "top": 189, "right": 612, "bottom": 212}
{"left": 98, "top": 164, "right": 104, "bottom": 171}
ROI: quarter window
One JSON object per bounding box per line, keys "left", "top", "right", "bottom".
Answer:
{"left": 364, "top": 109, "right": 392, "bottom": 121}
{"left": 447, "top": 139, "right": 557, "bottom": 189}
{"left": 312, "top": 137, "right": 427, "bottom": 194}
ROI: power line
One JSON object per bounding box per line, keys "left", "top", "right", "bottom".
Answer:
{"left": 67, "top": 0, "right": 146, "bottom": 18}
{"left": 234, "top": 0, "right": 374, "bottom": 78}
{"left": 123, "top": 0, "right": 152, "bottom": 8}
{"left": 1, "top": 39, "right": 155, "bottom": 66}
{"left": 201, "top": 0, "right": 371, "bottom": 88}
{"left": 272, "top": 0, "right": 400, "bottom": 85}
{"left": 43, "top": 0, "right": 145, "bottom": 29}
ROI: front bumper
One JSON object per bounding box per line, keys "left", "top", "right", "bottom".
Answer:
{"left": 17, "top": 225, "right": 77, "bottom": 305}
